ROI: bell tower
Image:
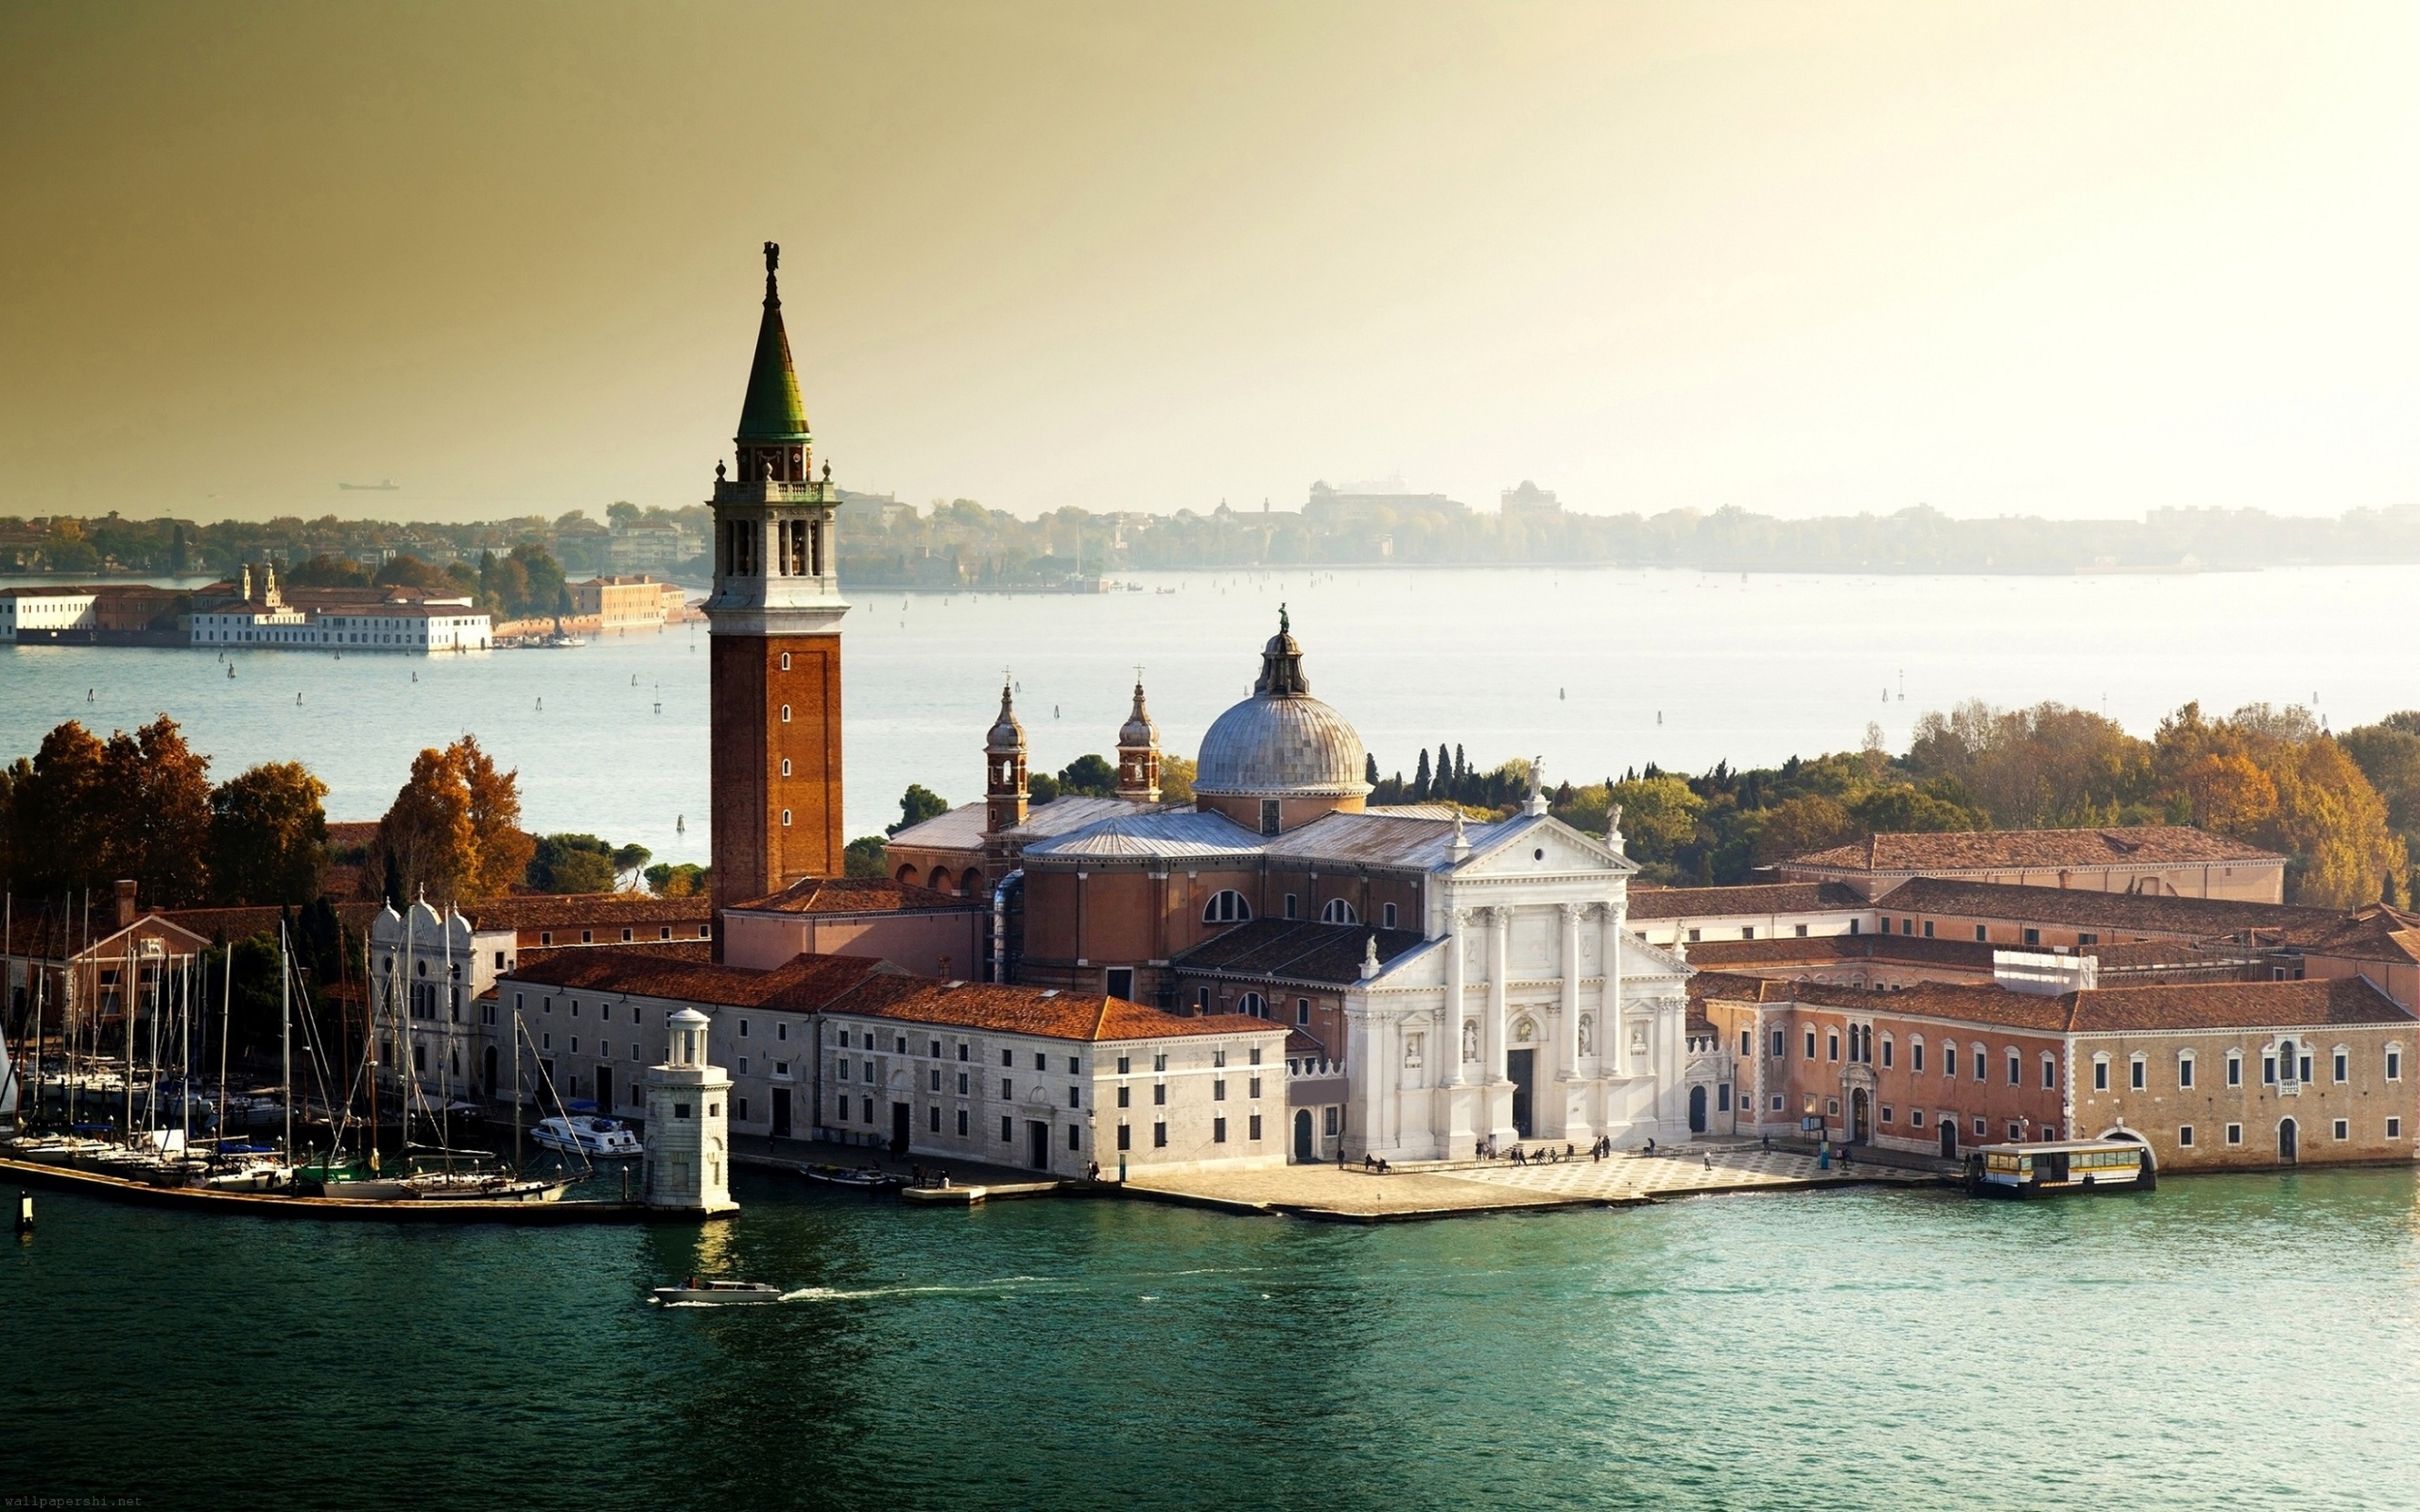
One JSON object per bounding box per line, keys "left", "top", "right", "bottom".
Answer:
{"left": 707, "top": 241, "right": 848, "bottom": 932}
{"left": 985, "top": 680, "right": 1028, "bottom": 836}
{"left": 1115, "top": 675, "right": 1160, "bottom": 802}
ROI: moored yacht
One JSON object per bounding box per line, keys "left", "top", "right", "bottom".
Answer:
{"left": 530, "top": 1115, "right": 642, "bottom": 1160}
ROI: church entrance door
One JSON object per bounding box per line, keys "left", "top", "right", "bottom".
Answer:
{"left": 891, "top": 1102, "right": 911, "bottom": 1158}
{"left": 2279, "top": 1118, "right": 2298, "bottom": 1162}
{"left": 1294, "top": 1108, "right": 1313, "bottom": 1162}
{"left": 771, "top": 1088, "right": 792, "bottom": 1139}
{"left": 1508, "top": 1049, "right": 1535, "bottom": 1137}
{"left": 1027, "top": 1120, "right": 1051, "bottom": 1170}
{"left": 1688, "top": 1086, "right": 1707, "bottom": 1134}
{"left": 1939, "top": 1118, "right": 1958, "bottom": 1160}
{"left": 1851, "top": 1090, "right": 1870, "bottom": 1143}
{"left": 596, "top": 1067, "right": 613, "bottom": 1113}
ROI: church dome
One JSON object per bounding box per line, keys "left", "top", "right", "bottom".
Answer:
{"left": 1193, "top": 613, "right": 1369, "bottom": 799}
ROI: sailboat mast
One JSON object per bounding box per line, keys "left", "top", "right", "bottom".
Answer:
{"left": 511, "top": 1007, "right": 522, "bottom": 1173}
{"left": 216, "top": 937, "right": 232, "bottom": 1149}
{"left": 399, "top": 902, "right": 412, "bottom": 1152}
{"left": 122, "top": 943, "right": 134, "bottom": 1143}
{"left": 280, "top": 923, "right": 293, "bottom": 1165}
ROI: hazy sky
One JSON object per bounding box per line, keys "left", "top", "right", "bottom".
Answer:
{"left": 4, "top": 3, "right": 2417, "bottom": 524}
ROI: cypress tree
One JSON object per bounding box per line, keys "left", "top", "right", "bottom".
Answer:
{"left": 1365, "top": 753, "right": 1379, "bottom": 785}
{"left": 1412, "top": 748, "right": 1431, "bottom": 801}
{"left": 1437, "top": 744, "right": 1453, "bottom": 798}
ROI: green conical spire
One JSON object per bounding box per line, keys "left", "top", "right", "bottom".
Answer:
{"left": 736, "top": 240, "right": 810, "bottom": 442}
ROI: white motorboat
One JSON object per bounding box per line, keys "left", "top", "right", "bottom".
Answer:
{"left": 531, "top": 1114, "right": 643, "bottom": 1160}
{"left": 652, "top": 1280, "right": 784, "bottom": 1306}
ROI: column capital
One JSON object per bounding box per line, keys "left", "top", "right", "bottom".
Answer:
{"left": 1559, "top": 901, "right": 1583, "bottom": 923}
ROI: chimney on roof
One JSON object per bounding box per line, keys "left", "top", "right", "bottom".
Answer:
{"left": 113, "top": 879, "right": 137, "bottom": 930}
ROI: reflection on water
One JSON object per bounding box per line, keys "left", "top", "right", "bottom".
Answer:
{"left": 5, "top": 1166, "right": 2416, "bottom": 1508}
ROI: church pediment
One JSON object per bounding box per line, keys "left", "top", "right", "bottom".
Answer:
{"left": 1455, "top": 815, "right": 1637, "bottom": 879}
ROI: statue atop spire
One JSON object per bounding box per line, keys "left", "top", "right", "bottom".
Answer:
{"left": 1253, "top": 609, "right": 1310, "bottom": 697}
{"left": 1116, "top": 672, "right": 1161, "bottom": 803}
{"left": 735, "top": 238, "right": 810, "bottom": 454}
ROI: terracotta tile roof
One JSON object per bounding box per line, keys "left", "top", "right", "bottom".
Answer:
{"left": 2067, "top": 976, "right": 2412, "bottom": 1032}
{"left": 1628, "top": 881, "right": 1867, "bottom": 920}
{"left": 1683, "top": 935, "right": 1998, "bottom": 971}
{"left": 501, "top": 948, "right": 904, "bottom": 1010}
{"left": 324, "top": 821, "right": 380, "bottom": 856}
{"left": 1696, "top": 969, "right": 2411, "bottom": 1034}
{"left": 732, "top": 875, "right": 978, "bottom": 915}
{"left": 1171, "top": 919, "right": 1427, "bottom": 986}
{"left": 834, "top": 977, "right": 1284, "bottom": 1043}
{"left": 154, "top": 902, "right": 380, "bottom": 942}
{"left": 1870, "top": 877, "right": 2333, "bottom": 939}
{"left": 456, "top": 893, "right": 713, "bottom": 932}
{"left": 2270, "top": 905, "right": 2420, "bottom": 965}
{"left": 1789, "top": 825, "right": 2281, "bottom": 873}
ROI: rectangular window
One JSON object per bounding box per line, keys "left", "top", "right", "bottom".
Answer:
{"left": 1001, "top": 1079, "right": 1012, "bottom": 1099}
{"left": 1805, "top": 1030, "right": 1817, "bottom": 1059}
{"left": 929, "top": 1068, "right": 941, "bottom": 1091}
{"left": 1213, "top": 1079, "right": 1227, "bottom": 1101}
{"left": 1771, "top": 1029, "right": 1784, "bottom": 1058}
{"left": 1297, "top": 998, "right": 1310, "bottom": 1025}
{"left": 1153, "top": 1121, "right": 1168, "bottom": 1148}
{"left": 2389, "top": 1049, "right": 2403, "bottom": 1081}
{"left": 2007, "top": 1122, "right": 2022, "bottom": 1141}
{"left": 2130, "top": 1059, "right": 2146, "bottom": 1091}
{"left": 1153, "top": 1084, "right": 1167, "bottom": 1106}
{"left": 2179, "top": 1125, "right": 2195, "bottom": 1147}
{"left": 1284, "top": 893, "right": 1298, "bottom": 919}
{"left": 2228, "top": 1054, "right": 2242, "bottom": 1088}
{"left": 2334, "top": 1051, "right": 2348, "bottom": 1083}
{"left": 1923, "top": 920, "right": 1934, "bottom": 938}
{"left": 2094, "top": 1060, "right": 2109, "bottom": 1091}
{"left": 1116, "top": 1055, "right": 1131, "bottom": 1074}
{"left": 1795, "top": 923, "right": 1808, "bottom": 937}
{"left": 1945, "top": 1046, "right": 1958, "bottom": 1078}
{"left": 2225, "top": 1123, "right": 2243, "bottom": 1145}
{"left": 1117, "top": 1086, "right": 1130, "bottom": 1108}
{"left": 2179, "top": 1057, "right": 2195, "bottom": 1090}
{"left": 1248, "top": 1077, "right": 1262, "bottom": 1099}
{"left": 1770, "top": 1095, "right": 1784, "bottom": 1111}
{"left": 1068, "top": 1087, "right": 1081, "bottom": 1109}
{"left": 2263, "top": 1055, "right": 2277, "bottom": 1086}
{"left": 2389, "top": 1117, "right": 2404, "bottom": 1139}
{"left": 1972, "top": 1118, "right": 1985, "bottom": 1137}
{"left": 1003, "top": 1048, "right": 1013, "bottom": 1067}
{"left": 1879, "top": 1105, "right": 1893, "bottom": 1123}
{"left": 1034, "top": 1052, "right": 1047, "bottom": 1071}
{"left": 958, "top": 1072, "right": 969, "bottom": 1095}
{"left": 1742, "top": 927, "right": 1755, "bottom": 940}
{"left": 1741, "top": 1029, "right": 1753, "bottom": 1057}
{"left": 1249, "top": 1114, "right": 1263, "bottom": 1141}
{"left": 1718, "top": 1084, "right": 1731, "bottom": 1111}
{"left": 1116, "top": 1124, "right": 1132, "bottom": 1150}
{"left": 1974, "top": 925, "right": 1987, "bottom": 942}
{"left": 1213, "top": 1117, "right": 1228, "bottom": 1143}
{"left": 1912, "top": 1042, "right": 1925, "bottom": 1073}
{"left": 2042, "top": 1057, "right": 2056, "bottom": 1090}
{"left": 957, "top": 1109, "right": 969, "bottom": 1136}
{"left": 1881, "top": 1039, "right": 1893, "bottom": 1069}
{"left": 1383, "top": 902, "right": 1398, "bottom": 928}
{"left": 1153, "top": 1053, "right": 1167, "bottom": 1073}
{"left": 1826, "top": 1031, "right": 1840, "bottom": 1062}
{"left": 1002, "top": 1116, "right": 1013, "bottom": 1142}
{"left": 1195, "top": 988, "right": 1210, "bottom": 1012}
{"left": 929, "top": 1105, "right": 941, "bottom": 1132}
{"left": 2333, "top": 1119, "right": 2350, "bottom": 1142}
{"left": 1910, "top": 1109, "right": 1925, "bottom": 1127}
{"left": 1069, "top": 1124, "right": 1082, "bottom": 1151}
{"left": 2008, "top": 1053, "right": 2020, "bottom": 1086}
{"left": 958, "top": 1042, "right": 969, "bottom": 1061}
{"left": 1324, "top": 1107, "right": 1340, "bottom": 1136}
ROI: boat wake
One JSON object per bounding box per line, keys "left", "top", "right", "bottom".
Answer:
{"left": 778, "top": 1275, "right": 1058, "bottom": 1304}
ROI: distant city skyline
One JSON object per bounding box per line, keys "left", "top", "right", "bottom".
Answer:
{"left": 6, "top": 3, "right": 2419, "bottom": 524}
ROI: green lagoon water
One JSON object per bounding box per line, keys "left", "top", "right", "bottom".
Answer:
{"left": 5, "top": 1168, "right": 2417, "bottom": 1510}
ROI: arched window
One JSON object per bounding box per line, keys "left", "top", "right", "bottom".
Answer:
{"left": 962, "top": 868, "right": 985, "bottom": 899}
{"left": 1320, "top": 899, "right": 1358, "bottom": 925}
{"left": 1203, "top": 889, "right": 1252, "bottom": 923}
{"left": 894, "top": 864, "right": 921, "bottom": 886}
{"left": 1238, "top": 991, "right": 1268, "bottom": 1018}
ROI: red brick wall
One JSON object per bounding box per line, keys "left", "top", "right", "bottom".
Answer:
{"left": 711, "top": 632, "right": 842, "bottom": 923}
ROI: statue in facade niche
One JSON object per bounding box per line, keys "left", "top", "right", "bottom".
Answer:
{"left": 1578, "top": 1015, "right": 1594, "bottom": 1056}
{"left": 1403, "top": 1033, "right": 1423, "bottom": 1068}
{"left": 1462, "top": 1020, "right": 1480, "bottom": 1063}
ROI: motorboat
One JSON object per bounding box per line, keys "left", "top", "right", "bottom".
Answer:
{"left": 798, "top": 1163, "right": 903, "bottom": 1193}
{"left": 652, "top": 1280, "right": 784, "bottom": 1306}
{"left": 531, "top": 1114, "right": 643, "bottom": 1160}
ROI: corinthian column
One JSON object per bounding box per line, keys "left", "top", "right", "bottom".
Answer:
{"left": 1557, "top": 902, "right": 1581, "bottom": 1080}
{"left": 1485, "top": 906, "right": 1510, "bottom": 1085}
{"left": 1441, "top": 908, "right": 1466, "bottom": 1089}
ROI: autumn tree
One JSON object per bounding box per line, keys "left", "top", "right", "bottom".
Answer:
{"left": 2264, "top": 737, "right": 2405, "bottom": 908}
{"left": 528, "top": 833, "right": 618, "bottom": 893}
{"left": 1158, "top": 755, "right": 1197, "bottom": 804}
{"left": 2, "top": 717, "right": 214, "bottom": 905}
{"left": 367, "top": 735, "right": 534, "bottom": 903}
{"left": 208, "top": 761, "right": 330, "bottom": 904}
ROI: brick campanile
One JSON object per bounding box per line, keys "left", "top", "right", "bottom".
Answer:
{"left": 706, "top": 240, "right": 848, "bottom": 940}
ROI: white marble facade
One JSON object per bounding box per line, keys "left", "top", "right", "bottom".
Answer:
{"left": 1340, "top": 808, "right": 1693, "bottom": 1160}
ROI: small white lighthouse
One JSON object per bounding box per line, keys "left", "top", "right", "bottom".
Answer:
{"left": 644, "top": 1007, "right": 737, "bottom": 1214}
